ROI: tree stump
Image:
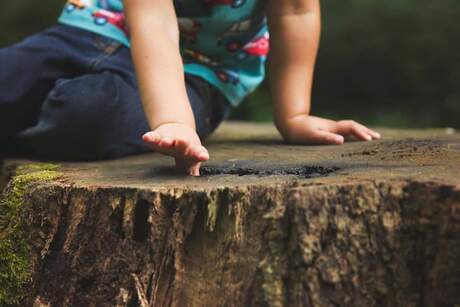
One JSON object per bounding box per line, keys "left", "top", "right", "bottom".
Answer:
{"left": 1, "top": 122, "right": 459, "bottom": 307}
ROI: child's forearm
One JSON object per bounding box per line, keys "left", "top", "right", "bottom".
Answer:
{"left": 125, "top": 0, "right": 195, "bottom": 130}
{"left": 125, "top": 0, "right": 208, "bottom": 176}
{"left": 266, "top": 0, "right": 321, "bottom": 133}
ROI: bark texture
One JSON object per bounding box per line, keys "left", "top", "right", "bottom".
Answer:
{"left": 0, "top": 123, "right": 459, "bottom": 307}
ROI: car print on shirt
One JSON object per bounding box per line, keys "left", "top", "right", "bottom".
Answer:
{"left": 92, "top": 10, "right": 129, "bottom": 36}
{"left": 182, "top": 49, "right": 240, "bottom": 86}
{"left": 215, "top": 69, "right": 240, "bottom": 85}
{"left": 202, "top": 0, "right": 246, "bottom": 8}
{"left": 217, "top": 15, "right": 266, "bottom": 49}
{"left": 183, "top": 49, "right": 219, "bottom": 67}
{"left": 178, "top": 18, "right": 201, "bottom": 44}
{"left": 218, "top": 14, "right": 266, "bottom": 39}
{"left": 216, "top": 19, "right": 252, "bottom": 55}
{"left": 228, "top": 32, "right": 269, "bottom": 61}
{"left": 224, "top": 19, "right": 252, "bottom": 35}
{"left": 65, "top": 0, "right": 92, "bottom": 12}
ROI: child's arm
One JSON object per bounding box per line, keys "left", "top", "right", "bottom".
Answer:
{"left": 266, "top": 0, "right": 380, "bottom": 144}
{"left": 125, "top": 0, "right": 209, "bottom": 176}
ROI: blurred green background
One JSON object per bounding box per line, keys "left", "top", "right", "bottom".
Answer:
{"left": 1, "top": 0, "right": 459, "bottom": 128}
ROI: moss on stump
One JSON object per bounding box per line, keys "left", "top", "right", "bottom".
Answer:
{"left": 0, "top": 163, "right": 60, "bottom": 305}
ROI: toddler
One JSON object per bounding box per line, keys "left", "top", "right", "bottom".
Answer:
{"left": 0, "top": 0, "right": 380, "bottom": 175}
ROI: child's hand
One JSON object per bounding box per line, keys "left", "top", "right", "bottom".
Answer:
{"left": 142, "top": 123, "right": 209, "bottom": 176}
{"left": 279, "top": 115, "right": 381, "bottom": 145}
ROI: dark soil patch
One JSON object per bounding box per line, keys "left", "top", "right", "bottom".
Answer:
{"left": 200, "top": 165, "right": 339, "bottom": 178}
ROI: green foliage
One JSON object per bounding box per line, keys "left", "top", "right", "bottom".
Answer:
{"left": 230, "top": 84, "right": 273, "bottom": 122}
{"left": 312, "top": 0, "right": 460, "bottom": 128}
{"left": 0, "top": 164, "right": 59, "bottom": 306}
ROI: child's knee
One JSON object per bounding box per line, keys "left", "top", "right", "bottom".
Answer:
{"left": 46, "top": 74, "right": 123, "bottom": 117}
{"left": 18, "top": 73, "right": 149, "bottom": 160}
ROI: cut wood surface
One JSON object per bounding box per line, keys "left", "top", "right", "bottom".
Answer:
{"left": 1, "top": 122, "right": 459, "bottom": 307}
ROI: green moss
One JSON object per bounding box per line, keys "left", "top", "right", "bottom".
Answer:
{"left": 0, "top": 163, "right": 60, "bottom": 306}
{"left": 15, "top": 163, "right": 59, "bottom": 176}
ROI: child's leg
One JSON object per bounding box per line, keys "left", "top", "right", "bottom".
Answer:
{"left": 0, "top": 26, "right": 83, "bottom": 139}
{"left": 17, "top": 45, "right": 230, "bottom": 160}
{"left": 0, "top": 24, "right": 141, "bottom": 139}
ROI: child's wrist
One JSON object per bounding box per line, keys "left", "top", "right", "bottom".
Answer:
{"left": 274, "top": 117, "right": 294, "bottom": 140}
{"left": 151, "top": 121, "right": 195, "bottom": 132}
{"left": 275, "top": 113, "right": 312, "bottom": 140}
{"left": 275, "top": 113, "right": 308, "bottom": 130}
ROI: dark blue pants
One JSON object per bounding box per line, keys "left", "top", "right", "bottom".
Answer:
{"left": 0, "top": 24, "right": 229, "bottom": 160}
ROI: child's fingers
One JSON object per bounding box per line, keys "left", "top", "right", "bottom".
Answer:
{"left": 144, "top": 132, "right": 208, "bottom": 176}
{"left": 366, "top": 128, "right": 381, "bottom": 139}
{"left": 174, "top": 138, "right": 209, "bottom": 161}
{"left": 174, "top": 138, "right": 191, "bottom": 154}
{"left": 351, "top": 126, "right": 372, "bottom": 141}
{"left": 189, "top": 163, "right": 201, "bottom": 177}
{"left": 197, "top": 146, "right": 210, "bottom": 161}
{"left": 159, "top": 137, "right": 174, "bottom": 147}
{"left": 175, "top": 157, "right": 202, "bottom": 176}
{"left": 188, "top": 145, "right": 209, "bottom": 161}
{"left": 351, "top": 122, "right": 381, "bottom": 139}
{"left": 311, "top": 129, "right": 345, "bottom": 145}
{"left": 143, "top": 131, "right": 175, "bottom": 148}
{"left": 142, "top": 131, "right": 161, "bottom": 144}
{"left": 144, "top": 136, "right": 180, "bottom": 159}
{"left": 335, "top": 121, "right": 372, "bottom": 141}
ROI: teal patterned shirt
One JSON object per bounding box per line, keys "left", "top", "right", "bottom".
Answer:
{"left": 58, "top": 0, "right": 269, "bottom": 106}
